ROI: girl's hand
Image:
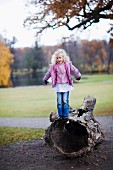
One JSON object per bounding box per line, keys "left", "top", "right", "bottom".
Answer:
{"left": 76, "top": 77, "right": 81, "bottom": 81}
{"left": 44, "top": 80, "right": 49, "bottom": 85}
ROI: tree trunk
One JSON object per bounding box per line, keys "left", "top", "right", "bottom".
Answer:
{"left": 44, "top": 96, "right": 104, "bottom": 157}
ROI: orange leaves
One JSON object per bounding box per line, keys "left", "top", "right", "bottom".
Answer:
{"left": 0, "top": 39, "right": 13, "bottom": 87}
{"left": 81, "top": 40, "right": 108, "bottom": 71}
{"left": 47, "top": 0, "right": 82, "bottom": 19}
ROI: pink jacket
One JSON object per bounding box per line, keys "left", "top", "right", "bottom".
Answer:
{"left": 43, "top": 61, "right": 81, "bottom": 88}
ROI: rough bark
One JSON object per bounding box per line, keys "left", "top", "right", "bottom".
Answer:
{"left": 45, "top": 96, "right": 104, "bottom": 157}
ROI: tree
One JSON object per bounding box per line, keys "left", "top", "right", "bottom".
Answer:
{"left": 12, "top": 47, "right": 30, "bottom": 71}
{"left": 24, "top": 41, "right": 47, "bottom": 76}
{"left": 4, "top": 36, "right": 17, "bottom": 54}
{"left": 24, "top": 0, "right": 113, "bottom": 42}
{"left": 81, "top": 40, "right": 108, "bottom": 73}
{"left": 0, "top": 39, "right": 13, "bottom": 87}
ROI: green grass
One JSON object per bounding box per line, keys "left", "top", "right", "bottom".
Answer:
{"left": 80, "top": 74, "right": 113, "bottom": 83}
{"left": 0, "top": 74, "right": 113, "bottom": 117}
{"left": 70, "top": 81, "right": 113, "bottom": 116}
{"left": 0, "top": 74, "right": 113, "bottom": 146}
{"left": 0, "top": 127, "right": 45, "bottom": 146}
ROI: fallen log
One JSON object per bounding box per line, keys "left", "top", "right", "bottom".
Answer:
{"left": 45, "top": 96, "right": 104, "bottom": 157}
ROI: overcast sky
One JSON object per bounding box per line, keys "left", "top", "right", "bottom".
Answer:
{"left": 0, "top": 0, "right": 111, "bottom": 47}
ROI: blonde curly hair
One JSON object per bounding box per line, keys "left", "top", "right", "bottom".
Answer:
{"left": 51, "top": 49, "right": 70, "bottom": 64}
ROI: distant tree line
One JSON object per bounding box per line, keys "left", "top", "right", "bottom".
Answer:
{"left": 0, "top": 34, "right": 113, "bottom": 87}
{"left": 12, "top": 38, "right": 113, "bottom": 75}
{"left": 61, "top": 38, "right": 113, "bottom": 74}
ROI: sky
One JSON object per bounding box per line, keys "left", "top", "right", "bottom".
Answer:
{"left": 0, "top": 0, "right": 112, "bottom": 48}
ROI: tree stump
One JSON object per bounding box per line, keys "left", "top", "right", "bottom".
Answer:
{"left": 45, "top": 96, "right": 104, "bottom": 157}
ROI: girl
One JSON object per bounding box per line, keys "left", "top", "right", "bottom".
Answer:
{"left": 43, "top": 49, "right": 81, "bottom": 120}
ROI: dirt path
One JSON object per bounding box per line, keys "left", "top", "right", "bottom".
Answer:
{"left": 0, "top": 116, "right": 113, "bottom": 170}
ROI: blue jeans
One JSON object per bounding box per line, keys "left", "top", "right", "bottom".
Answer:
{"left": 57, "top": 91, "right": 69, "bottom": 118}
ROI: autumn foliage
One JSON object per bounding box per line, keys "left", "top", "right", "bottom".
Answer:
{"left": 81, "top": 40, "right": 108, "bottom": 72}
{"left": 0, "top": 39, "right": 13, "bottom": 87}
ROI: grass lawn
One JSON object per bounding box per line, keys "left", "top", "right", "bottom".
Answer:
{"left": 0, "top": 127, "right": 44, "bottom": 146}
{"left": 0, "top": 74, "right": 113, "bottom": 117}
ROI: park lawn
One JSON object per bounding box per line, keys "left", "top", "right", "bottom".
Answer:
{"left": 70, "top": 82, "right": 113, "bottom": 116}
{"left": 0, "top": 127, "right": 45, "bottom": 146}
{"left": 0, "top": 74, "right": 113, "bottom": 117}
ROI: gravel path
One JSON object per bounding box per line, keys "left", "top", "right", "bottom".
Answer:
{"left": 0, "top": 116, "right": 113, "bottom": 170}
{"left": 0, "top": 116, "right": 113, "bottom": 130}
{"left": 0, "top": 118, "right": 50, "bottom": 129}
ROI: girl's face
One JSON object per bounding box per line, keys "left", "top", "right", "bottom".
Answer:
{"left": 56, "top": 53, "right": 64, "bottom": 64}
